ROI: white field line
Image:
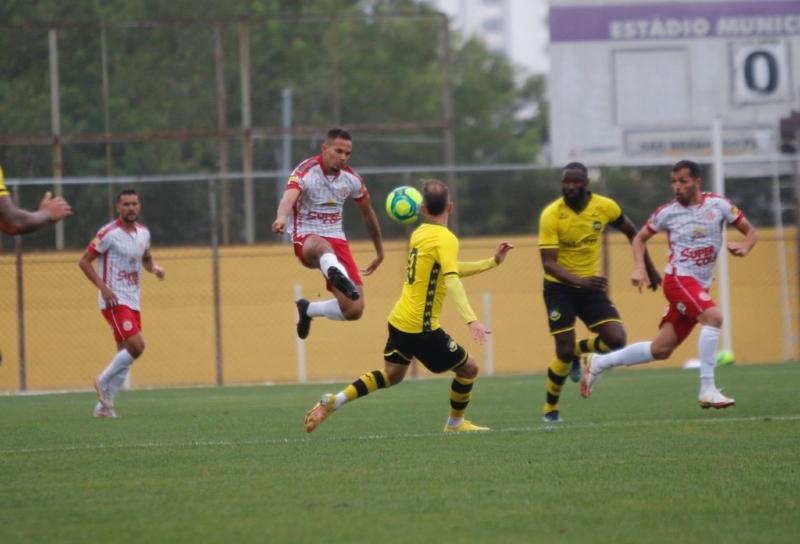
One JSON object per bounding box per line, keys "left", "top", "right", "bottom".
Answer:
{"left": 2, "top": 414, "right": 799, "bottom": 456}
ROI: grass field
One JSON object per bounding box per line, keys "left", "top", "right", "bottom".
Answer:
{"left": 1, "top": 363, "right": 798, "bottom": 543}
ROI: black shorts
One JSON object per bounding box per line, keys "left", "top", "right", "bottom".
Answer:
{"left": 543, "top": 280, "right": 621, "bottom": 335}
{"left": 384, "top": 323, "right": 468, "bottom": 374}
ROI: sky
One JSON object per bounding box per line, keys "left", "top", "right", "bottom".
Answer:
{"left": 425, "top": 0, "right": 550, "bottom": 75}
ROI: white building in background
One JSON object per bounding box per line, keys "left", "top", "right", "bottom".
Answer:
{"left": 423, "top": 0, "right": 550, "bottom": 76}
{"left": 548, "top": 0, "right": 800, "bottom": 166}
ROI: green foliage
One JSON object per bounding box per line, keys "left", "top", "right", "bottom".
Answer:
{"left": 1, "top": 364, "right": 799, "bottom": 543}
{"left": 0, "top": 0, "right": 547, "bottom": 247}
{"left": 0, "top": 0, "right": 544, "bottom": 170}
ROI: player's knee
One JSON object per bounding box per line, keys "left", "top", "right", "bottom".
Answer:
{"left": 342, "top": 305, "right": 363, "bottom": 320}
{"left": 605, "top": 333, "right": 626, "bottom": 351}
{"left": 705, "top": 315, "right": 723, "bottom": 328}
{"left": 127, "top": 345, "right": 144, "bottom": 358}
{"left": 386, "top": 368, "right": 405, "bottom": 386}
{"left": 556, "top": 346, "right": 574, "bottom": 362}
{"left": 457, "top": 358, "right": 479, "bottom": 379}
{"left": 650, "top": 344, "right": 672, "bottom": 360}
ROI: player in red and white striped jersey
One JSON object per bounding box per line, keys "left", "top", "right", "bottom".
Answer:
{"left": 580, "top": 160, "right": 757, "bottom": 409}
{"left": 79, "top": 189, "right": 165, "bottom": 418}
{"left": 272, "top": 128, "right": 384, "bottom": 340}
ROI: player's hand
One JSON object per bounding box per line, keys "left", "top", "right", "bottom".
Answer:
{"left": 646, "top": 268, "right": 662, "bottom": 292}
{"left": 631, "top": 267, "right": 649, "bottom": 293}
{"left": 39, "top": 191, "right": 72, "bottom": 222}
{"left": 101, "top": 285, "right": 119, "bottom": 307}
{"left": 727, "top": 241, "right": 750, "bottom": 257}
{"left": 152, "top": 265, "right": 166, "bottom": 280}
{"left": 271, "top": 217, "right": 287, "bottom": 234}
{"left": 467, "top": 321, "right": 488, "bottom": 345}
{"left": 360, "top": 253, "right": 384, "bottom": 276}
{"left": 580, "top": 275, "right": 608, "bottom": 291}
{"left": 493, "top": 241, "right": 515, "bottom": 265}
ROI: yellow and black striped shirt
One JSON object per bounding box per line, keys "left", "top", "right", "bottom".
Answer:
{"left": 388, "top": 222, "right": 460, "bottom": 333}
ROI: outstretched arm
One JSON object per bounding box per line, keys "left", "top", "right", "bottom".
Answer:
{"left": 0, "top": 192, "right": 71, "bottom": 235}
{"left": 354, "top": 193, "right": 384, "bottom": 276}
{"left": 458, "top": 241, "right": 514, "bottom": 277}
{"left": 444, "top": 274, "right": 487, "bottom": 345}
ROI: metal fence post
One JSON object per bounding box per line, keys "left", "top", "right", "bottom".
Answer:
{"left": 13, "top": 185, "right": 27, "bottom": 391}
{"left": 209, "top": 178, "right": 224, "bottom": 385}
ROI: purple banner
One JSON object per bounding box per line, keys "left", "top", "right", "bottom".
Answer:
{"left": 550, "top": 1, "right": 800, "bottom": 42}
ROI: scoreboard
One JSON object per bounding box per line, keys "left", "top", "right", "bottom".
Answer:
{"left": 548, "top": 0, "right": 800, "bottom": 165}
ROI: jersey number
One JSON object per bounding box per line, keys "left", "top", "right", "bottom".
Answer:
{"left": 406, "top": 248, "right": 418, "bottom": 284}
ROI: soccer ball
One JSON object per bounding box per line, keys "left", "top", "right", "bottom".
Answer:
{"left": 716, "top": 350, "right": 735, "bottom": 366}
{"left": 385, "top": 186, "right": 422, "bottom": 224}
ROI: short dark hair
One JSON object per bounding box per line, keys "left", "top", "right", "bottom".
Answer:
{"left": 562, "top": 162, "right": 588, "bottom": 178}
{"left": 326, "top": 127, "right": 352, "bottom": 142}
{"left": 116, "top": 189, "right": 138, "bottom": 201}
{"left": 421, "top": 178, "right": 449, "bottom": 216}
{"left": 672, "top": 160, "right": 701, "bottom": 178}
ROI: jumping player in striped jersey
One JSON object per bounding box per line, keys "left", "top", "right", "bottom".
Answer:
{"left": 580, "top": 160, "right": 758, "bottom": 409}
{"left": 79, "top": 189, "right": 165, "bottom": 418}
{"left": 303, "top": 179, "right": 514, "bottom": 433}
{"left": 272, "top": 128, "right": 384, "bottom": 340}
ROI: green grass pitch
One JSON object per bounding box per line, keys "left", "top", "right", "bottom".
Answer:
{"left": 1, "top": 363, "right": 798, "bottom": 543}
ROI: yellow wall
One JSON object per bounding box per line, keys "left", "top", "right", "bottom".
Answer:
{"left": 0, "top": 229, "right": 797, "bottom": 392}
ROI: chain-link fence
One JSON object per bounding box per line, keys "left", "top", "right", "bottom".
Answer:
{"left": 1, "top": 159, "right": 798, "bottom": 392}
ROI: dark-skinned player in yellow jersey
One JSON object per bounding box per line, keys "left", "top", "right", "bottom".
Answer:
{"left": 304, "top": 178, "right": 514, "bottom": 433}
{"left": 539, "top": 162, "right": 661, "bottom": 422}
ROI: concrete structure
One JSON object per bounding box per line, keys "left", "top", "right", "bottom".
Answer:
{"left": 548, "top": 0, "right": 800, "bottom": 165}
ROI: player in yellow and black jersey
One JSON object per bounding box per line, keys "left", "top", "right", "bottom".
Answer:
{"left": 539, "top": 162, "right": 661, "bottom": 423}
{"left": 303, "top": 178, "right": 514, "bottom": 433}
{"left": 0, "top": 165, "right": 72, "bottom": 235}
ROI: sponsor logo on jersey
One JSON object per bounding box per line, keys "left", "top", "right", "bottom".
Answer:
{"left": 690, "top": 227, "right": 706, "bottom": 240}
{"left": 305, "top": 210, "right": 342, "bottom": 224}
{"left": 678, "top": 245, "right": 715, "bottom": 266}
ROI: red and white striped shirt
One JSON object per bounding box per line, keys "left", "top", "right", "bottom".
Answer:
{"left": 286, "top": 155, "right": 367, "bottom": 241}
{"left": 646, "top": 192, "right": 744, "bottom": 289}
{"left": 87, "top": 219, "right": 151, "bottom": 310}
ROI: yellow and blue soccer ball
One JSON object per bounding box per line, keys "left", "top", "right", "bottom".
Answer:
{"left": 385, "top": 186, "right": 422, "bottom": 224}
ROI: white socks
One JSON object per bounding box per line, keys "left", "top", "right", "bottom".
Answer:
{"left": 319, "top": 252, "right": 350, "bottom": 281}
{"left": 591, "top": 341, "right": 654, "bottom": 374}
{"left": 698, "top": 325, "right": 721, "bottom": 392}
{"left": 99, "top": 349, "right": 134, "bottom": 383}
{"left": 334, "top": 392, "right": 347, "bottom": 409}
{"left": 306, "top": 299, "right": 346, "bottom": 321}
{"left": 107, "top": 368, "right": 131, "bottom": 400}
